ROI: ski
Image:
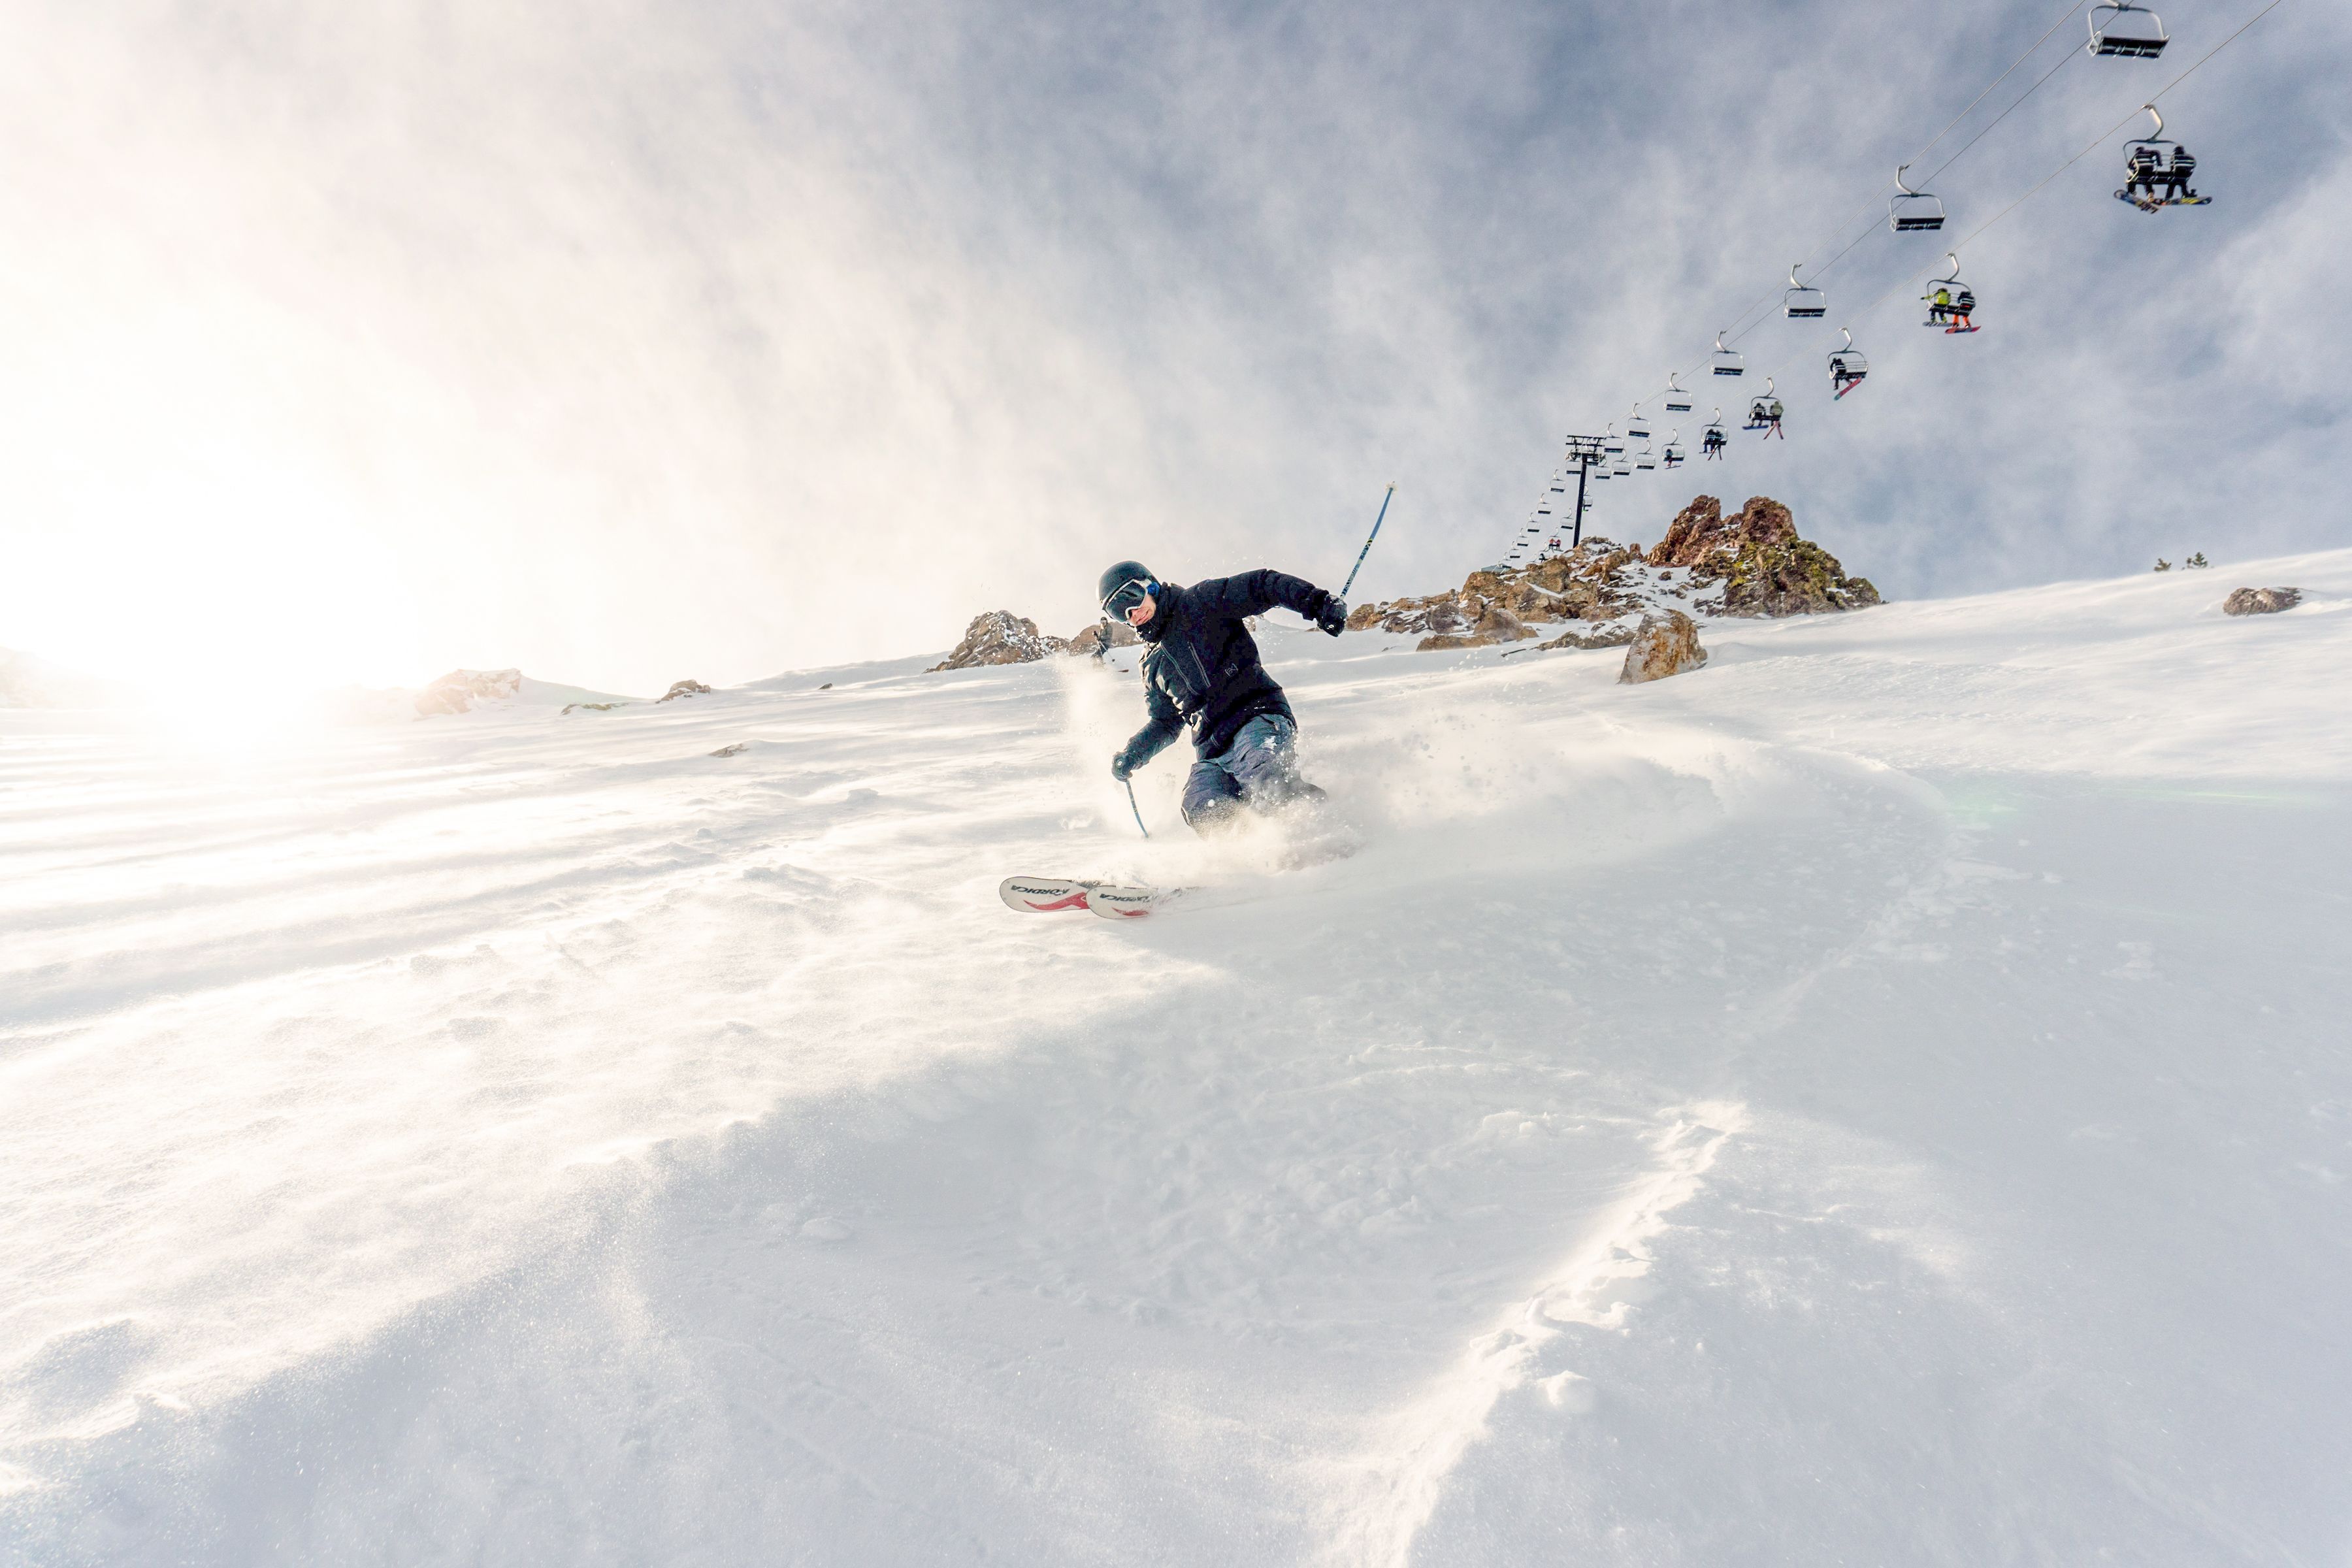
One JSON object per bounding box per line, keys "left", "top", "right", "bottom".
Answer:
{"left": 999, "top": 877, "right": 1099, "bottom": 913}
{"left": 1086, "top": 884, "right": 1184, "bottom": 919}
{"left": 998, "top": 876, "right": 1187, "bottom": 918}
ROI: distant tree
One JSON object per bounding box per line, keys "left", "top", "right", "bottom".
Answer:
{"left": 2153, "top": 559, "right": 2173, "bottom": 572}
{"left": 2185, "top": 551, "right": 2210, "bottom": 568}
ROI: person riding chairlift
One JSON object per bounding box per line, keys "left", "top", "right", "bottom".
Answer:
{"left": 1948, "top": 287, "right": 1976, "bottom": 331}
{"left": 1702, "top": 427, "right": 1726, "bottom": 459}
{"left": 1927, "top": 286, "right": 1952, "bottom": 325}
{"left": 2126, "top": 144, "right": 2163, "bottom": 199}
{"left": 2163, "top": 145, "right": 2197, "bottom": 201}
{"left": 1765, "top": 397, "right": 1785, "bottom": 439}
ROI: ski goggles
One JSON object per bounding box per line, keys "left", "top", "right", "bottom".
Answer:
{"left": 1100, "top": 578, "right": 1155, "bottom": 617}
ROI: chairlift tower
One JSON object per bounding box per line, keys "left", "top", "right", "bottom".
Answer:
{"left": 1560, "top": 435, "right": 1609, "bottom": 549}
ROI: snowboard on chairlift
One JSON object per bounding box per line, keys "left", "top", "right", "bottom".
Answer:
{"left": 2115, "top": 189, "right": 2210, "bottom": 212}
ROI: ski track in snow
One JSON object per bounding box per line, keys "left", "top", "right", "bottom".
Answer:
{"left": 3, "top": 553, "right": 2350, "bottom": 1564}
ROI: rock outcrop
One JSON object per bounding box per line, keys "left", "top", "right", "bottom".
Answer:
{"left": 659, "top": 679, "right": 713, "bottom": 702}
{"left": 416, "top": 668, "right": 521, "bottom": 717}
{"left": 1064, "top": 619, "right": 1143, "bottom": 657}
{"left": 930, "top": 612, "right": 1066, "bottom": 672}
{"left": 1346, "top": 538, "right": 1661, "bottom": 652}
{"left": 2223, "top": 587, "right": 2301, "bottom": 616}
{"left": 1649, "top": 496, "right": 1880, "bottom": 616}
{"left": 1619, "top": 612, "right": 1708, "bottom": 684}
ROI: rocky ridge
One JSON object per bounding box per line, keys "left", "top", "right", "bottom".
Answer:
{"left": 1343, "top": 494, "right": 1879, "bottom": 654}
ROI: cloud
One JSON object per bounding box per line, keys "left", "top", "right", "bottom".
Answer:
{"left": 0, "top": 0, "right": 2341, "bottom": 692}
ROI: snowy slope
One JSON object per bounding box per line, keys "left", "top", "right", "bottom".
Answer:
{"left": 3, "top": 557, "right": 2347, "bottom": 1565}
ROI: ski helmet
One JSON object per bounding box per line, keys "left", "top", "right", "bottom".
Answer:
{"left": 1098, "top": 561, "right": 1156, "bottom": 616}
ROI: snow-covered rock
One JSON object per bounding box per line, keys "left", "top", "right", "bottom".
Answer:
{"left": 658, "top": 679, "right": 715, "bottom": 702}
{"left": 414, "top": 668, "right": 522, "bottom": 716}
{"left": 929, "top": 611, "right": 1066, "bottom": 671}
{"left": 1652, "top": 495, "right": 1880, "bottom": 616}
{"left": 2224, "top": 585, "right": 2302, "bottom": 615}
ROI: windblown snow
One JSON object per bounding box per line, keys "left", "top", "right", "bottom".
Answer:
{"left": 4, "top": 555, "right": 2348, "bottom": 1565}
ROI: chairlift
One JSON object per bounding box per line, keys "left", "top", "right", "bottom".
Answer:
{"left": 1889, "top": 164, "right": 1946, "bottom": 232}
{"left": 1635, "top": 442, "right": 1658, "bottom": 471}
{"left": 1665, "top": 372, "right": 1693, "bottom": 413}
{"left": 1602, "top": 422, "right": 1625, "bottom": 456}
{"left": 1612, "top": 453, "right": 1632, "bottom": 477}
{"left": 1784, "top": 263, "right": 1827, "bottom": 319}
{"left": 1711, "top": 332, "right": 1745, "bottom": 377}
{"left": 1921, "top": 253, "right": 1980, "bottom": 333}
{"left": 2088, "top": 0, "right": 2167, "bottom": 57}
{"left": 1828, "top": 328, "right": 1870, "bottom": 399}
{"left": 1742, "top": 378, "right": 1778, "bottom": 431}
{"left": 1663, "top": 431, "right": 1687, "bottom": 468}
{"left": 1627, "top": 403, "right": 1652, "bottom": 441}
{"left": 2116, "top": 104, "right": 2206, "bottom": 210}
{"left": 1701, "top": 409, "right": 1729, "bottom": 460}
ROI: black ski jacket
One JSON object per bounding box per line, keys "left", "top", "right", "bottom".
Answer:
{"left": 1115, "top": 570, "right": 1336, "bottom": 770}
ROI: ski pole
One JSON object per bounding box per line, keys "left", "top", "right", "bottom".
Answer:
{"left": 1124, "top": 778, "right": 1149, "bottom": 839}
{"left": 1339, "top": 483, "right": 1397, "bottom": 601}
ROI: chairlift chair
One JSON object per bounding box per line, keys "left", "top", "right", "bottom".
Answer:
{"left": 1742, "top": 378, "right": 1776, "bottom": 431}
{"left": 1663, "top": 431, "right": 1686, "bottom": 468}
{"left": 1784, "top": 263, "right": 1827, "bottom": 319}
{"left": 1627, "top": 403, "right": 1652, "bottom": 441}
{"left": 1665, "top": 372, "right": 1693, "bottom": 413}
{"left": 1827, "top": 328, "right": 1870, "bottom": 399}
{"left": 1612, "top": 453, "right": 1632, "bottom": 477}
{"left": 1602, "top": 422, "right": 1625, "bottom": 456}
{"left": 1635, "top": 442, "right": 1658, "bottom": 471}
{"left": 1889, "top": 164, "right": 1946, "bottom": 232}
{"left": 2116, "top": 105, "right": 2205, "bottom": 210}
{"left": 2088, "top": 0, "right": 2167, "bottom": 57}
{"left": 1711, "top": 333, "right": 1745, "bottom": 376}
{"left": 1921, "top": 253, "right": 1981, "bottom": 333}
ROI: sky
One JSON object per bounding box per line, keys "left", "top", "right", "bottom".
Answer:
{"left": 2, "top": 0, "right": 2345, "bottom": 697}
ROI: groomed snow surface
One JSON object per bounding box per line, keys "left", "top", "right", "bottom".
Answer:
{"left": 5, "top": 554, "right": 2349, "bottom": 1565}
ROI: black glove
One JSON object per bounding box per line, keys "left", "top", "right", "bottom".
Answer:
{"left": 1311, "top": 591, "right": 1348, "bottom": 637}
{"left": 1110, "top": 752, "right": 1134, "bottom": 783}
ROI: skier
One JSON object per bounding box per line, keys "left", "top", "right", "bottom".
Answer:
{"left": 1100, "top": 561, "right": 1348, "bottom": 836}
{"left": 1765, "top": 397, "right": 1786, "bottom": 438}
{"left": 1927, "top": 286, "right": 1952, "bottom": 325}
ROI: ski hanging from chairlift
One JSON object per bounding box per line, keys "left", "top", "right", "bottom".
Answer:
{"left": 1828, "top": 328, "right": 1870, "bottom": 399}
{"left": 1922, "top": 253, "right": 1979, "bottom": 333}
{"left": 2116, "top": 105, "right": 2206, "bottom": 211}
{"left": 1890, "top": 164, "right": 1946, "bottom": 232}
{"left": 2088, "top": 0, "right": 2168, "bottom": 57}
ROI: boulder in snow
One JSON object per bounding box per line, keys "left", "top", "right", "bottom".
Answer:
{"left": 2223, "top": 587, "right": 2301, "bottom": 616}
{"left": 659, "top": 679, "right": 714, "bottom": 702}
{"left": 1619, "top": 611, "right": 1708, "bottom": 684}
{"left": 930, "top": 612, "right": 1066, "bottom": 672}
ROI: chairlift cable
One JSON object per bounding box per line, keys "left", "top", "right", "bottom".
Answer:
{"left": 1747, "top": 0, "right": 2288, "bottom": 391}
{"left": 1686, "top": 0, "right": 2097, "bottom": 372}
